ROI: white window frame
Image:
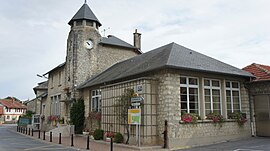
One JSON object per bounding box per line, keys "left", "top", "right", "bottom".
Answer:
{"left": 204, "top": 78, "right": 222, "bottom": 115}
{"left": 225, "top": 81, "right": 241, "bottom": 113}
{"left": 180, "top": 76, "right": 200, "bottom": 115}
{"left": 91, "top": 89, "right": 101, "bottom": 112}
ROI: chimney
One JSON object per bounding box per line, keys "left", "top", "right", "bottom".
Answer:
{"left": 133, "top": 29, "right": 141, "bottom": 50}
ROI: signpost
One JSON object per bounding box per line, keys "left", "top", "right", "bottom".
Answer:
{"left": 129, "top": 95, "right": 144, "bottom": 147}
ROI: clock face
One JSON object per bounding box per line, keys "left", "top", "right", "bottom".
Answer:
{"left": 85, "top": 40, "right": 93, "bottom": 49}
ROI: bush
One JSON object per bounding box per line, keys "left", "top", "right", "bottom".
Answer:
{"left": 70, "top": 98, "right": 85, "bottom": 134}
{"left": 93, "top": 129, "right": 104, "bottom": 140}
{"left": 114, "top": 132, "right": 124, "bottom": 143}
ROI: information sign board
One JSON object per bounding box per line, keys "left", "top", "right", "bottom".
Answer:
{"left": 128, "top": 109, "right": 141, "bottom": 125}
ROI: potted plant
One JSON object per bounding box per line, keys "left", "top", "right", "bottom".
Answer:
{"left": 105, "top": 132, "right": 114, "bottom": 142}
{"left": 228, "top": 112, "right": 247, "bottom": 126}
{"left": 206, "top": 112, "right": 225, "bottom": 126}
{"left": 83, "top": 128, "right": 90, "bottom": 135}
{"left": 180, "top": 112, "right": 199, "bottom": 124}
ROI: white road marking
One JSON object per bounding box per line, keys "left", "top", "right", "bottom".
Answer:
{"left": 234, "top": 149, "right": 264, "bottom": 151}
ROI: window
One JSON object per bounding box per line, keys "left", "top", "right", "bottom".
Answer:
{"left": 58, "top": 72, "right": 61, "bottom": 86}
{"left": 204, "top": 79, "right": 221, "bottom": 115}
{"left": 51, "top": 75, "right": 54, "bottom": 88}
{"left": 91, "top": 90, "right": 101, "bottom": 112}
{"left": 7, "top": 116, "right": 10, "bottom": 119}
{"left": 51, "top": 95, "right": 61, "bottom": 115}
{"left": 180, "top": 77, "right": 199, "bottom": 114}
{"left": 226, "top": 81, "right": 241, "bottom": 113}
{"left": 6, "top": 108, "right": 8, "bottom": 112}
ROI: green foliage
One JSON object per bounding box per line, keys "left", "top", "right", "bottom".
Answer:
{"left": 206, "top": 112, "right": 225, "bottom": 127}
{"left": 21, "top": 110, "right": 35, "bottom": 118}
{"left": 228, "top": 112, "right": 247, "bottom": 126}
{"left": 114, "top": 132, "right": 124, "bottom": 143}
{"left": 70, "top": 98, "right": 85, "bottom": 134}
{"left": 93, "top": 129, "right": 104, "bottom": 140}
{"left": 114, "top": 88, "right": 135, "bottom": 144}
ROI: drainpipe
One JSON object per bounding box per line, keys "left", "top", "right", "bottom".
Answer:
{"left": 245, "top": 79, "right": 255, "bottom": 137}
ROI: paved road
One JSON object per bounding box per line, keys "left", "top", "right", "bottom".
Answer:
{"left": 0, "top": 124, "right": 78, "bottom": 151}
{"left": 180, "top": 137, "right": 270, "bottom": 151}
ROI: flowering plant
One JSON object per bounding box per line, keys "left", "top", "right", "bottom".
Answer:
{"left": 206, "top": 113, "right": 225, "bottom": 123}
{"left": 105, "top": 132, "right": 114, "bottom": 138}
{"left": 48, "top": 115, "right": 60, "bottom": 121}
{"left": 228, "top": 112, "right": 247, "bottom": 126}
{"left": 181, "top": 113, "right": 199, "bottom": 124}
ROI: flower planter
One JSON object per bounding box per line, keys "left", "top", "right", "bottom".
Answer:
{"left": 83, "top": 132, "right": 90, "bottom": 135}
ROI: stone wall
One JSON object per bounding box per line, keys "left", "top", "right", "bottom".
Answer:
{"left": 155, "top": 69, "right": 251, "bottom": 149}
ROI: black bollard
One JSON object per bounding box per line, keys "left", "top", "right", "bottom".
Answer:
{"left": 38, "top": 130, "right": 40, "bottom": 139}
{"left": 25, "top": 127, "right": 27, "bottom": 135}
{"left": 28, "top": 128, "right": 30, "bottom": 135}
{"left": 17, "top": 126, "right": 18, "bottom": 132}
{"left": 31, "top": 129, "right": 33, "bottom": 136}
{"left": 43, "top": 131, "right": 45, "bottom": 140}
{"left": 71, "top": 134, "right": 74, "bottom": 146}
{"left": 59, "top": 133, "right": 61, "bottom": 144}
{"left": 110, "top": 137, "right": 113, "bottom": 151}
{"left": 50, "top": 131, "right": 52, "bottom": 142}
{"left": 86, "top": 135, "right": 89, "bottom": 150}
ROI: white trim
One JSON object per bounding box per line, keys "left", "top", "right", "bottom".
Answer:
{"left": 204, "top": 78, "right": 222, "bottom": 114}
{"left": 180, "top": 76, "right": 200, "bottom": 115}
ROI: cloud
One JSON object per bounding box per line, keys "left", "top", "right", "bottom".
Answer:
{"left": 0, "top": 0, "right": 270, "bottom": 100}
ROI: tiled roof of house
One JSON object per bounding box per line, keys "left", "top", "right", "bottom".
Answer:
{"left": 243, "top": 63, "right": 270, "bottom": 81}
{"left": 0, "top": 106, "right": 3, "bottom": 115}
{"left": 79, "top": 42, "right": 253, "bottom": 88}
{"left": 0, "top": 99, "right": 27, "bottom": 109}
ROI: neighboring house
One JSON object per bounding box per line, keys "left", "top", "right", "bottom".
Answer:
{"left": 79, "top": 43, "right": 253, "bottom": 148}
{"left": 0, "top": 98, "right": 27, "bottom": 123}
{"left": 25, "top": 81, "right": 48, "bottom": 114}
{"left": 35, "top": 2, "right": 141, "bottom": 131}
{"left": 243, "top": 63, "right": 270, "bottom": 137}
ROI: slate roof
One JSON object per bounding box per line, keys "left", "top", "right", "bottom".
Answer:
{"left": 99, "top": 35, "right": 142, "bottom": 54}
{"left": 243, "top": 63, "right": 270, "bottom": 81}
{"left": 80, "top": 42, "right": 252, "bottom": 88}
{"left": 33, "top": 81, "right": 48, "bottom": 90}
{"left": 68, "top": 3, "right": 101, "bottom": 26}
{"left": 43, "top": 62, "right": 65, "bottom": 75}
{"left": 0, "top": 99, "right": 27, "bottom": 109}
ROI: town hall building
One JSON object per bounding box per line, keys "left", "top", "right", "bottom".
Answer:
{"left": 29, "top": 1, "right": 256, "bottom": 149}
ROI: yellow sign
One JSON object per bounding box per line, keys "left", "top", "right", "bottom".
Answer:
{"left": 128, "top": 109, "right": 141, "bottom": 125}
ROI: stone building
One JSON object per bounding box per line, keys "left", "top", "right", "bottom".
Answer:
{"left": 243, "top": 63, "right": 270, "bottom": 137}
{"left": 34, "top": 2, "right": 141, "bottom": 131}
{"left": 28, "top": 1, "right": 257, "bottom": 149}
{"left": 79, "top": 43, "right": 253, "bottom": 148}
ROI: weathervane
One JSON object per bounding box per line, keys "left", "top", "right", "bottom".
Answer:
{"left": 84, "top": 0, "right": 87, "bottom": 4}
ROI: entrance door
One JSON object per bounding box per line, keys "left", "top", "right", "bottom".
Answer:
{"left": 254, "top": 95, "right": 270, "bottom": 136}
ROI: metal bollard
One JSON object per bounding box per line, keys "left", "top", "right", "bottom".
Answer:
{"left": 86, "top": 135, "right": 89, "bottom": 150}
{"left": 59, "top": 133, "right": 61, "bottom": 144}
{"left": 28, "top": 128, "right": 30, "bottom": 135}
{"left": 17, "top": 126, "right": 18, "bottom": 132}
{"left": 38, "top": 130, "right": 40, "bottom": 139}
{"left": 110, "top": 137, "right": 113, "bottom": 151}
{"left": 71, "top": 134, "right": 74, "bottom": 146}
{"left": 43, "top": 131, "right": 45, "bottom": 140}
{"left": 50, "top": 131, "right": 52, "bottom": 142}
{"left": 31, "top": 129, "right": 33, "bottom": 136}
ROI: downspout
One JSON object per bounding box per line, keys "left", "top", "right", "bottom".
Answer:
{"left": 245, "top": 77, "right": 255, "bottom": 137}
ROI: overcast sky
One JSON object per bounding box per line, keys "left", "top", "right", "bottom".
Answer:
{"left": 1, "top": 0, "right": 270, "bottom": 101}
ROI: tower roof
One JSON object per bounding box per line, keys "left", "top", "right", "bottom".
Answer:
{"left": 68, "top": 3, "right": 102, "bottom": 26}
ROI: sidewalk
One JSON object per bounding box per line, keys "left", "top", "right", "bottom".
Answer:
{"left": 15, "top": 127, "right": 168, "bottom": 151}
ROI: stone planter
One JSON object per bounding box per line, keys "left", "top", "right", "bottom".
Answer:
{"left": 83, "top": 132, "right": 90, "bottom": 135}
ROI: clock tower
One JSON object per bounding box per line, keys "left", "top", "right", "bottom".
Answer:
{"left": 65, "top": 1, "right": 102, "bottom": 98}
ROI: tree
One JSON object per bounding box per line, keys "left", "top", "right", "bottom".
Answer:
{"left": 70, "top": 98, "right": 85, "bottom": 134}
{"left": 114, "top": 88, "right": 134, "bottom": 144}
